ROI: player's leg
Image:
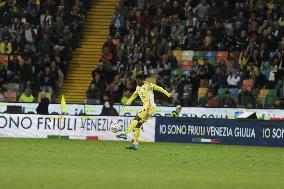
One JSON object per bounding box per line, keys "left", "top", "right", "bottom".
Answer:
{"left": 126, "top": 107, "right": 156, "bottom": 150}
{"left": 116, "top": 116, "right": 141, "bottom": 140}
{"left": 125, "top": 116, "right": 140, "bottom": 135}
{"left": 126, "top": 119, "right": 144, "bottom": 150}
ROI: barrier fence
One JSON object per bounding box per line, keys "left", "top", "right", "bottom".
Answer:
{"left": 1, "top": 113, "right": 284, "bottom": 147}
{"left": 155, "top": 117, "right": 284, "bottom": 147}
{"left": 1, "top": 102, "right": 284, "bottom": 119}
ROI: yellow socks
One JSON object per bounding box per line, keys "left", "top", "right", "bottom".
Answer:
{"left": 134, "top": 128, "right": 141, "bottom": 143}
{"left": 125, "top": 120, "right": 142, "bottom": 144}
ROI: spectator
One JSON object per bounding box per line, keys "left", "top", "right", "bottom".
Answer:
{"left": 199, "top": 90, "right": 218, "bottom": 108}
{"left": 26, "top": 0, "right": 39, "bottom": 25}
{"left": 212, "top": 67, "right": 227, "bottom": 93}
{"left": 219, "top": 91, "right": 237, "bottom": 108}
{"left": 18, "top": 88, "right": 34, "bottom": 103}
{"left": 139, "top": 9, "right": 153, "bottom": 29}
{"left": 166, "top": 50, "right": 179, "bottom": 69}
{"left": 239, "top": 51, "right": 249, "bottom": 69}
{"left": 50, "top": 61, "right": 64, "bottom": 92}
{"left": 254, "top": 70, "right": 268, "bottom": 89}
{"left": 39, "top": 66, "right": 55, "bottom": 93}
{"left": 220, "top": 0, "right": 233, "bottom": 21}
{"left": 100, "top": 98, "right": 119, "bottom": 116}
{"left": 86, "top": 83, "right": 101, "bottom": 104}
{"left": 86, "top": 0, "right": 284, "bottom": 107}
{"left": 36, "top": 94, "right": 50, "bottom": 115}
{"left": 1, "top": 26, "right": 12, "bottom": 41}
{"left": 20, "top": 58, "right": 33, "bottom": 88}
{"left": 237, "top": 86, "right": 256, "bottom": 108}
{"left": 110, "top": 9, "right": 125, "bottom": 37}
{"left": 40, "top": 9, "right": 52, "bottom": 26}
{"left": 171, "top": 105, "right": 182, "bottom": 117}
{"left": 227, "top": 68, "right": 241, "bottom": 88}
{"left": 194, "top": 0, "right": 210, "bottom": 19}
{"left": 12, "top": 35, "right": 25, "bottom": 54}
{"left": 0, "top": 38, "right": 12, "bottom": 54}
{"left": 121, "top": 90, "right": 131, "bottom": 105}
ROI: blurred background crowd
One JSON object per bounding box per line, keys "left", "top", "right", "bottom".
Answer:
{"left": 87, "top": 0, "right": 284, "bottom": 108}
{"left": 0, "top": 0, "right": 284, "bottom": 109}
{"left": 0, "top": 0, "right": 91, "bottom": 102}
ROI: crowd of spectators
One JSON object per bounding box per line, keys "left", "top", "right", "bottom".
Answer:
{"left": 0, "top": 0, "right": 91, "bottom": 102}
{"left": 87, "top": 0, "right": 284, "bottom": 108}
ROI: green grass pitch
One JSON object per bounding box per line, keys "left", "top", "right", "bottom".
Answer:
{"left": 0, "top": 138, "right": 283, "bottom": 189}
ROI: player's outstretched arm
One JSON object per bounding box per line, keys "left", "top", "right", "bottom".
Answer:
{"left": 151, "top": 84, "right": 172, "bottom": 98}
{"left": 125, "top": 90, "right": 138, "bottom": 105}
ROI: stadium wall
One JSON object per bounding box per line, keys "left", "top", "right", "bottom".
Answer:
{"left": 155, "top": 117, "right": 284, "bottom": 147}
{"left": 0, "top": 114, "right": 155, "bottom": 142}
{"left": 1, "top": 113, "right": 284, "bottom": 147}
{"left": 1, "top": 102, "right": 284, "bottom": 120}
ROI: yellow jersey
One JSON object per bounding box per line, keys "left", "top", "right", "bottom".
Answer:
{"left": 126, "top": 82, "right": 171, "bottom": 108}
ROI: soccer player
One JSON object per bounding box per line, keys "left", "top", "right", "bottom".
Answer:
{"left": 171, "top": 105, "right": 182, "bottom": 117}
{"left": 116, "top": 75, "right": 172, "bottom": 150}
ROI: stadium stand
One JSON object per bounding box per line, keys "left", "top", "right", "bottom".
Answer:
{"left": 85, "top": 0, "right": 284, "bottom": 108}
{"left": 0, "top": 0, "right": 91, "bottom": 102}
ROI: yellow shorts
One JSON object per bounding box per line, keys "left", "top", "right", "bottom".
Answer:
{"left": 137, "top": 105, "right": 156, "bottom": 123}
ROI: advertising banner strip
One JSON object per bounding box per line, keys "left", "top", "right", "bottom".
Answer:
{"left": 2, "top": 102, "right": 284, "bottom": 120}
{"left": 155, "top": 117, "right": 284, "bottom": 147}
{"left": 0, "top": 114, "right": 156, "bottom": 142}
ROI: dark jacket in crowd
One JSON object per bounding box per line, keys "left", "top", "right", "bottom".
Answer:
{"left": 36, "top": 97, "right": 50, "bottom": 115}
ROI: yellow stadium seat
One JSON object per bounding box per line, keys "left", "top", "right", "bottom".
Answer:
{"left": 198, "top": 88, "right": 208, "bottom": 98}
{"left": 182, "top": 50, "right": 194, "bottom": 60}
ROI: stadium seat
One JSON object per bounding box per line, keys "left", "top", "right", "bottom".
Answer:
{"left": 205, "top": 51, "right": 217, "bottom": 65}
{"left": 182, "top": 50, "right": 194, "bottom": 61}
{"left": 0, "top": 55, "right": 9, "bottom": 65}
{"left": 180, "top": 60, "right": 192, "bottom": 70}
{"left": 171, "top": 69, "right": 183, "bottom": 77}
{"left": 264, "top": 89, "right": 277, "bottom": 107}
{"left": 265, "top": 96, "right": 276, "bottom": 107}
{"left": 194, "top": 51, "right": 206, "bottom": 60}
{"left": 257, "top": 89, "right": 269, "bottom": 107}
{"left": 198, "top": 96, "right": 207, "bottom": 106}
{"left": 0, "top": 92, "right": 5, "bottom": 102}
{"left": 198, "top": 88, "right": 208, "bottom": 99}
{"left": 267, "top": 89, "right": 277, "bottom": 97}
{"left": 6, "top": 83, "right": 20, "bottom": 93}
{"left": 218, "top": 88, "right": 228, "bottom": 100}
{"left": 216, "top": 51, "right": 229, "bottom": 64}
{"left": 252, "top": 89, "right": 260, "bottom": 98}
{"left": 243, "top": 79, "right": 253, "bottom": 91}
{"left": 4, "top": 92, "right": 17, "bottom": 102}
